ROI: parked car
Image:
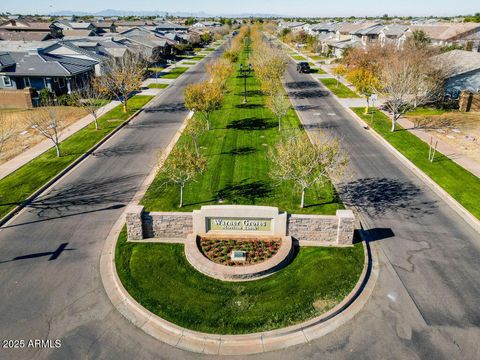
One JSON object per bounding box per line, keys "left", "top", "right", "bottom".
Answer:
{"left": 297, "top": 62, "right": 311, "bottom": 73}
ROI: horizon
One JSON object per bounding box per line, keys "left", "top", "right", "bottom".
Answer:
{"left": 2, "top": 0, "right": 479, "bottom": 18}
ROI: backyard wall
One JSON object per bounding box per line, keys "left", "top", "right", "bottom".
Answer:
{"left": 0, "top": 88, "right": 34, "bottom": 109}
{"left": 126, "top": 205, "right": 355, "bottom": 246}
{"left": 459, "top": 91, "right": 480, "bottom": 112}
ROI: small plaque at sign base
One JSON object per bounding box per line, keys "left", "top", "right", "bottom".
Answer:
{"left": 231, "top": 250, "right": 246, "bottom": 262}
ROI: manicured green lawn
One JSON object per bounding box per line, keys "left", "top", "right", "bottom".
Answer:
{"left": 142, "top": 47, "right": 342, "bottom": 215}
{"left": 353, "top": 108, "right": 480, "bottom": 219}
{"left": 204, "top": 47, "right": 215, "bottom": 51}
{"left": 292, "top": 54, "right": 307, "bottom": 61}
{"left": 148, "top": 66, "right": 167, "bottom": 73}
{"left": 147, "top": 83, "right": 169, "bottom": 89}
{"left": 310, "top": 67, "right": 327, "bottom": 74}
{"left": 115, "top": 228, "right": 364, "bottom": 334}
{"left": 189, "top": 55, "right": 205, "bottom": 61}
{"left": 320, "top": 78, "right": 360, "bottom": 98}
{"left": 406, "top": 107, "right": 450, "bottom": 116}
{"left": 159, "top": 67, "right": 189, "bottom": 79}
{"left": 310, "top": 55, "right": 326, "bottom": 61}
{"left": 182, "top": 61, "right": 197, "bottom": 65}
{"left": 0, "top": 95, "right": 154, "bottom": 219}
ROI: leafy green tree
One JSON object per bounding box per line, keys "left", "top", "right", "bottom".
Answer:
{"left": 160, "top": 144, "right": 207, "bottom": 208}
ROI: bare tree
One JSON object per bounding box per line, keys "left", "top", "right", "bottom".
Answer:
{"left": 267, "top": 89, "right": 290, "bottom": 131}
{"left": 98, "top": 52, "right": 145, "bottom": 113}
{"left": 0, "top": 112, "right": 15, "bottom": 158}
{"left": 184, "top": 116, "right": 206, "bottom": 155}
{"left": 374, "top": 49, "right": 445, "bottom": 132}
{"left": 78, "top": 83, "right": 106, "bottom": 130}
{"left": 27, "top": 107, "right": 63, "bottom": 157}
{"left": 270, "top": 132, "right": 348, "bottom": 208}
{"left": 160, "top": 143, "right": 207, "bottom": 208}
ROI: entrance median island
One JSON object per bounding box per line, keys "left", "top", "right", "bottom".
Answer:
{"left": 114, "top": 27, "right": 366, "bottom": 338}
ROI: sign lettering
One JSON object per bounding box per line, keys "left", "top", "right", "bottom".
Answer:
{"left": 207, "top": 218, "right": 272, "bottom": 232}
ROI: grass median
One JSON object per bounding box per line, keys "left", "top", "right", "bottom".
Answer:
{"left": 141, "top": 47, "right": 342, "bottom": 215}
{"left": 353, "top": 108, "right": 480, "bottom": 220}
{"left": 0, "top": 95, "right": 154, "bottom": 220}
{"left": 320, "top": 78, "right": 359, "bottom": 98}
{"left": 115, "top": 228, "right": 364, "bottom": 334}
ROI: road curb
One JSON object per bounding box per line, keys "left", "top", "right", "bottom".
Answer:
{"left": 100, "top": 214, "right": 378, "bottom": 355}
{"left": 0, "top": 40, "right": 225, "bottom": 228}
{"left": 294, "top": 65, "right": 480, "bottom": 235}
{"left": 0, "top": 100, "right": 153, "bottom": 228}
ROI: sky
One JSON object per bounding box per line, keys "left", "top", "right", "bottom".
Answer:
{"left": 2, "top": 0, "right": 479, "bottom": 17}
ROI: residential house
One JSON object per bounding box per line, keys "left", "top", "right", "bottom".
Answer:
{"left": 191, "top": 21, "right": 222, "bottom": 29}
{"left": 0, "top": 49, "right": 97, "bottom": 95}
{"left": 93, "top": 22, "right": 116, "bottom": 34}
{"left": 114, "top": 20, "right": 157, "bottom": 33}
{"left": 378, "top": 25, "right": 409, "bottom": 48}
{"left": 119, "top": 27, "right": 176, "bottom": 61}
{"left": 433, "top": 50, "right": 480, "bottom": 99}
{"left": 335, "top": 22, "right": 378, "bottom": 41}
{"left": 407, "top": 23, "right": 480, "bottom": 47}
{"left": 0, "top": 30, "right": 54, "bottom": 41}
{"left": 278, "top": 21, "right": 306, "bottom": 32}
{"left": 154, "top": 22, "right": 188, "bottom": 32}
{"left": 53, "top": 20, "right": 98, "bottom": 33}
{"left": 0, "top": 19, "right": 63, "bottom": 39}
{"left": 350, "top": 24, "right": 384, "bottom": 45}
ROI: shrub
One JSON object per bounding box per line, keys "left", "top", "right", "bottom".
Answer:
{"left": 56, "top": 93, "right": 79, "bottom": 106}
{"left": 39, "top": 88, "right": 54, "bottom": 106}
{"left": 222, "top": 50, "right": 239, "bottom": 63}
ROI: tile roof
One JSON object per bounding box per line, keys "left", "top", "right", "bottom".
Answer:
{"left": 0, "top": 51, "right": 96, "bottom": 77}
{"left": 433, "top": 50, "right": 480, "bottom": 77}
{"left": 408, "top": 23, "right": 480, "bottom": 41}
{"left": 62, "top": 29, "right": 95, "bottom": 37}
{"left": 0, "top": 30, "right": 52, "bottom": 41}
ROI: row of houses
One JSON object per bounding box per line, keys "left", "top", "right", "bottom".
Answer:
{"left": 0, "top": 17, "right": 222, "bottom": 41}
{"left": 279, "top": 21, "right": 480, "bottom": 57}
{"left": 0, "top": 18, "right": 225, "bottom": 98}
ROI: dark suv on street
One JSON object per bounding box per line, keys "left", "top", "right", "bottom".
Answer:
{"left": 297, "top": 62, "right": 311, "bottom": 73}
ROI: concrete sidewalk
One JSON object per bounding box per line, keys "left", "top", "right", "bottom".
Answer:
{"left": 395, "top": 116, "right": 480, "bottom": 177}
{"left": 0, "top": 45, "right": 221, "bottom": 182}
{"left": 284, "top": 38, "right": 480, "bottom": 178}
{"left": 0, "top": 100, "right": 120, "bottom": 180}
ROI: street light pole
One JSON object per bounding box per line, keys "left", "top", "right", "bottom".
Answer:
{"left": 239, "top": 63, "right": 252, "bottom": 104}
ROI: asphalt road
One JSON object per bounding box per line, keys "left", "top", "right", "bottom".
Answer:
{"left": 0, "top": 52, "right": 479, "bottom": 360}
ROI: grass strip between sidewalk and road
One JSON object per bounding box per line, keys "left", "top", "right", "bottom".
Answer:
{"left": 292, "top": 54, "right": 307, "bottom": 61}
{"left": 141, "top": 44, "right": 342, "bottom": 215}
{"left": 0, "top": 95, "right": 154, "bottom": 220}
{"left": 320, "top": 78, "right": 360, "bottom": 98}
{"left": 353, "top": 108, "right": 480, "bottom": 220}
{"left": 147, "top": 83, "right": 169, "bottom": 89}
{"left": 115, "top": 228, "right": 364, "bottom": 334}
{"left": 159, "top": 67, "right": 189, "bottom": 79}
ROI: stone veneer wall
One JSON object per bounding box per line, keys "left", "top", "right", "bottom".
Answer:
{"left": 288, "top": 210, "right": 355, "bottom": 246}
{"left": 143, "top": 212, "right": 193, "bottom": 239}
{"left": 126, "top": 205, "right": 355, "bottom": 246}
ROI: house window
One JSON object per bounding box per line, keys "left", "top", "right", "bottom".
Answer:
{"left": 24, "top": 77, "right": 31, "bottom": 87}
{"left": 2, "top": 76, "right": 12, "bottom": 87}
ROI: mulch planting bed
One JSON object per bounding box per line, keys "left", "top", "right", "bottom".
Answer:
{"left": 198, "top": 237, "right": 281, "bottom": 266}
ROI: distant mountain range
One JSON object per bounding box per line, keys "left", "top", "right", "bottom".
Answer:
{"left": 48, "top": 9, "right": 283, "bottom": 18}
